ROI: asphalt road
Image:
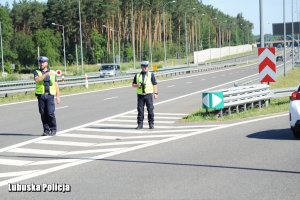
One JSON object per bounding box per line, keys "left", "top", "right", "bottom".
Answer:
{"left": 0, "top": 62, "right": 299, "bottom": 199}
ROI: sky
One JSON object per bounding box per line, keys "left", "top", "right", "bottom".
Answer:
{"left": 0, "top": 0, "right": 297, "bottom": 35}
{"left": 202, "top": 0, "right": 297, "bottom": 35}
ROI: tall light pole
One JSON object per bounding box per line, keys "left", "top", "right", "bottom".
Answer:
{"left": 218, "top": 23, "right": 221, "bottom": 48}
{"left": 143, "top": 1, "right": 154, "bottom": 67}
{"left": 259, "top": 0, "right": 264, "bottom": 48}
{"left": 131, "top": 0, "right": 136, "bottom": 69}
{"left": 163, "top": 0, "right": 176, "bottom": 65}
{"left": 292, "top": 0, "right": 294, "bottom": 69}
{"left": 185, "top": 12, "right": 188, "bottom": 64}
{"left": 103, "top": 25, "right": 121, "bottom": 64}
{"left": 283, "top": 0, "right": 286, "bottom": 77}
{"left": 0, "top": 22, "right": 3, "bottom": 75}
{"left": 51, "top": 23, "right": 66, "bottom": 74}
{"left": 117, "top": 29, "right": 120, "bottom": 64}
{"left": 78, "top": 0, "right": 84, "bottom": 75}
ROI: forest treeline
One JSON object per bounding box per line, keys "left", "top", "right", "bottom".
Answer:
{"left": 0, "top": 0, "right": 253, "bottom": 73}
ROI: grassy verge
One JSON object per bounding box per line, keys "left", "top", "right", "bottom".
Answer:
{"left": 182, "top": 68, "right": 300, "bottom": 122}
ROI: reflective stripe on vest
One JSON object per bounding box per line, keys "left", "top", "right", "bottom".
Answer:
{"left": 136, "top": 72, "right": 154, "bottom": 94}
{"left": 35, "top": 70, "right": 56, "bottom": 95}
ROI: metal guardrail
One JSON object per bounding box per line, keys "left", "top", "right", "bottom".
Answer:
{"left": 210, "top": 84, "right": 272, "bottom": 117}
{"left": 205, "top": 83, "right": 297, "bottom": 118}
{"left": 0, "top": 53, "right": 295, "bottom": 99}
{"left": 0, "top": 60, "right": 248, "bottom": 97}
{"left": 271, "top": 87, "right": 294, "bottom": 98}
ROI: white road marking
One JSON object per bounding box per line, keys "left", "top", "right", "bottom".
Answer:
{"left": 91, "top": 123, "right": 221, "bottom": 129}
{"left": 95, "top": 141, "right": 155, "bottom": 146}
{"left": 103, "top": 96, "right": 118, "bottom": 101}
{"left": 0, "top": 158, "right": 33, "bottom": 166}
{"left": 36, "top": 140, "right": 96, "bottom": 147}
{"left": 119, "top": 115, "right": 181, "bottom": 120}
{"left": 28, "top": 159, "right": 79, "bottom": 166}
{"left": 56, "top": 106, "right": 69, "bottom": 110}
{"left": 167, "top": 85, "right": 175, "bottom": 88}
{"left": 142, "top": 112, "right": 188, "bottom": 116}
{"left": 92, "top": 123, "right": 179, "bottom": 129}
{"left": 0, "top": 113, "right": 287, "bottom": 187}
{"left": 106, "top": 119, "right": 175, "bottom": 124}
{"left": 125, "top": 134, "right": 183, "bottom": 139}
{"left": 186, "top": 82, "right": 193, "bottom": 84}
{"left": 0, "top": 72, "right": 269, "bottom": 186}
{"left": 63, "top": 148, "right": 124, "bottom": 155}
{"left": 201, "top": 78, "right": 206, "bottom": 81}
{"left": 57, "top": 133, "right": 122, "bottom": 140}
{"left": 8, "top": 148, "right": 66, "bottom": 156}
{"left": 80, "top": 127, "right": 213, "bottom": 133}
{"left": 0, "top": 170, "right": 40, "bottom": 178}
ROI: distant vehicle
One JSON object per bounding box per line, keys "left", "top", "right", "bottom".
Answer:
{"left": 289, "top": 85, "right": 300, "bottom": 139}
{"left": 99, "top": 64, "right": 121, "bottom": 78}
{"left": 276, "top": 55, "right": 283, "bottom": 62}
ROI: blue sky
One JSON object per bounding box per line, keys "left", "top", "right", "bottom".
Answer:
{"left": 203, "top": 0, "right": 297, "bottom": 35}
{"left": 0, "top": 0, "right": 297, "bottom": 35}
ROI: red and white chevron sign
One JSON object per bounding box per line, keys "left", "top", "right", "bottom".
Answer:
{"left": 258, "top": 47, "right": 276, "bottom": 82}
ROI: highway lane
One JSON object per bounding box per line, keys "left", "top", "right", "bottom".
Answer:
{"left": 2, "top": 113, "right": 299, "bottom": 199}
{"left": 0, "top": 59, "right": 298, "bottom": 199}
{"left": 0, "top": 63, "right": 258, "bottom": 148}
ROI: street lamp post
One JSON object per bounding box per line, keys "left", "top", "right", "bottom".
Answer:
{"left": 218, "top": 23, "right": 221, "bottom": 48}
{"left": 283, "top": 0, "right": 286, "bottom": 77}
{"left": 131, "top": 0, "right": 136, "bottom": 69}
{"left": 185, "top": 12, "right": 188, "bottom": 64}
{"left": 163, "top": 0, "right": 176, "bottom": 65}
{"left": 292, "top": 0, "right": 294, "bottom": 69}
{"left": 78, "top": 0, "right": 84, "bottom": 75}
{"left": 0, "top": 22, "right": 3, "bottom": 76}
{"left": 143, "top": 1, "right": 154, "bottom": 67}
{"left": 51, "top": 22, "right": 66, "bottom": 74}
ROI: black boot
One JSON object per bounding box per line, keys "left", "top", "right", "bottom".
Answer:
{"left": 136, "top": 124, "right": 143, "bottom": 129}
{"left": 149, "top": 124, "right": 154, "bottom": 129}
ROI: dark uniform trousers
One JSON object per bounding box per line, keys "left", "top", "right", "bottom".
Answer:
{"left": 137, "top": 93, "right": 154, "bottom": 126}
{"left": 37, "top": 94, "right": 57, "bottom": 132}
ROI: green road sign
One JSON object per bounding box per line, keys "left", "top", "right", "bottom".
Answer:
{"left": 202, "top": 92, "right": 224, "bottom": 109}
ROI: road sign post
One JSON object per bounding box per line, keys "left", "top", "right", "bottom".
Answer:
{"left": 202, "top": 91, "right": 224, "bottom": 112}
{"left": 258, "top": 47, "right": 276, "bottom": 82}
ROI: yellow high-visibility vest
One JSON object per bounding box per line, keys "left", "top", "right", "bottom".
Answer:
{"left": 35, "top": 70, "right": 56, "bottom": 95}
{"left": 136, "top": 72, "right": 154, "bottom": 94}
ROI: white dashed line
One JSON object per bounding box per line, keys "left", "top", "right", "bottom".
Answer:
{"left": 104, "top": 96, "right": 118, "bottom": 101}
{"left": 56, "top": 106, "right": 69, "bottom": 110}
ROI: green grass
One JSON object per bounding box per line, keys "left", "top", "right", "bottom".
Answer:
{"left": 270, "top": 67, "right": 300, "bottom": 89}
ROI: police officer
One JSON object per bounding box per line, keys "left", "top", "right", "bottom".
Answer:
{"left": 132, "top": 61, "right": 158, "bottom": 129}
{"left": 33, "top": 56, "right": 61, "bottom": 136}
